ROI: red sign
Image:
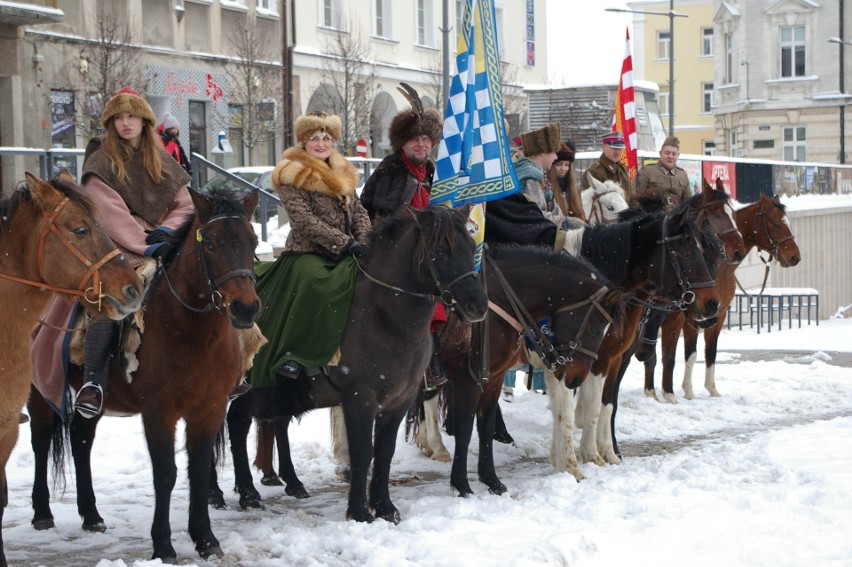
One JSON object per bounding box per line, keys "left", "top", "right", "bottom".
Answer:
{"left": 356, "top": 138, "right": 368, "bottom": 158}
{"left": 702, "top": 161, "right": 737, "bottom": 200}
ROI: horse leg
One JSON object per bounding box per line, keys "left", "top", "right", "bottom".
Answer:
{"left": 226, "top": 392, "right": 263, "bottom": 510}
{"left": 702, "top": 319, "right": 725, "bottom": 397}
{"left": 476, "top": 389, "right": 506, "bottom": 495}
{"left": 272, "top": 417, "right": 309, "bottom": 498}
{"left": 660, "top": 314, "right": 683, "bottom": 404}
{"left": 577, "top": 374, "right": 606, "bottom": 465}
{"left": 638, "top": 312, "right": 663, "bottom": 400}
{"left": 545, "top": 371, "right": 583, "bottom": 481}
{"left": 143, "top": 415, "right": 179, "bottom": 563}
{"left": 207, "top": 454, "right": 226, "bottom": 510}
{"left": 369, "top": 407, "right": 408, "bottom": 524}
{"left": 185, "top": 420, "right": 224, "bottom": 560}
{"left": 28, "top": 390, "right": 58, "bottom": 530}
{"left": 449, "top": 368, "right": 480, "bottom": 497}
{"left": 415, "top": 394, "right": 451, "bottom": 462}
{"left": 681, "top": 322, "right": 699, "bottom": 400}
{"left": 596, "top": 359, "right": 628, "bottom": 465}
{"left": 343, "top": 399, "right": 376, "bottom": 523}
{"left": 255, "top": 419, "right": 281, "bottom": 486}
{"left": 0, "top": 418, "right": 18, "bottom": 567}
{"left": 69, "top": 414, "right": 107, "bottom": 532}
{"left": 330, "top": 406, "right": 350, "bottom": 481}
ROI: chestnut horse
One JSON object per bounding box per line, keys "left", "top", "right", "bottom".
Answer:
{"left": 28, "top": 187, "right": 260, "bottom": 563}
{"left": 0, "top": 173, "right": 142, "bottom": 567}
{"left": 637, "top": 193, "right": 800, "bottom": 401}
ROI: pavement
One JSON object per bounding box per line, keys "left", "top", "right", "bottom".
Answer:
{"left": 721, "top": 350, "right": 852, "bottom": 368}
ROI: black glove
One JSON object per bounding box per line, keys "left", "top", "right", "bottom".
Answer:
{"left": 145, "top": 227, "right": 173, "bottom": 246}
{"left": 347, "top": 241, "right": 364, "bottom": 257}
{"left": 145, "top": 241, "right": 176, "bottom": 261}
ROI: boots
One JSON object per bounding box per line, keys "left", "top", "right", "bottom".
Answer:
{"left": 424, "top": 333, "right": 447, "bottom": 391}
{"left": 75, "top": 319, "right": 118, "bottom": 419}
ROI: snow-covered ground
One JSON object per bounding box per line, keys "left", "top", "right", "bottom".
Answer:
{"left": 5, "top": 314, "right": 852, "bottom": 566}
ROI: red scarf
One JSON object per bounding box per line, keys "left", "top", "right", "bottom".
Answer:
{"left": 400, "top": 151, "right": 430, "bottom": 209}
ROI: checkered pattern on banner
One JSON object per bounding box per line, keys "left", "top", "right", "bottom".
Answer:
{"left": 431, "top": 0, "right": 519, "bottom": 208}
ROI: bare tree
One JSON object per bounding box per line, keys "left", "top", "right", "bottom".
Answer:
{"left": 226, "top": 19, "right": 284, "bottom": 163}
{"left": 316, "top": 17, "right": 379, "bottom": 155}
{"left": 75, "top": 3, "right": 144, "bottom": 139}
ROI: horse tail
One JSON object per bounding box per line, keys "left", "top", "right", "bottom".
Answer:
{"left": 404, "top": 390, "right": 426, "bottom": 444}
{"left": 49, "top": 411, "right": 69, "bottom": 496}
{"left": 253, "top": 420, "right": 275, "bottom": 474}
{"left": 439, "top": 381, "right": 453, "bottom": 436}
{"left": 212, "top": 421, "right": 226, "bottom": 472}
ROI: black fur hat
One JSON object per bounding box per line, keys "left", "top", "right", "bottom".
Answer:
{"left": 389, "top": 83, "right": 443, "bottom": 152}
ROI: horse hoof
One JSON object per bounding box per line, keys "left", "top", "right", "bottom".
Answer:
{"left": 285, "top": 484, "right": 310, "bottom": 499}
{"left": 377, "top": 508, "right": 401, "bottom": 525}
{"left": 32, "top": 518, "right": 55, "bottom": 531}
{"left": 336, "top": 466, "right": 351, "bottom": 483}
{"left": 208, "top": 493, "right": 227, "bottom": 510}
{"left": 486, "top": 482, "right": 507, "bottom": 496}
{"left": 83, "top": 520, "right": 107, "bottom": 533}
{"left": 197, "top": 540, "right": 224, "bottom": 560}
{"left": 346, "top": 507, "right": 374, "bottom": 523}
{"left": 153, "top": 554, "right": 178, "bottom": 565}
{"left": 261, "top": 473, "right": 284, "bottom": 486}
{"left": 239, "top": 496, "right": 265, "bottom": 510}
{"left": 453, "top": 485, "right": 474, "bottom": 498}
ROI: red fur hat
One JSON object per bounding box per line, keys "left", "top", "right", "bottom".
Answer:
{"left": 101, "top": 86, "right": 157, "bottom": 128}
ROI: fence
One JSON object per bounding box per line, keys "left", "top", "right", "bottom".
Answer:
{"left": 726, "top": 288, "right": 820, "bottom": 334}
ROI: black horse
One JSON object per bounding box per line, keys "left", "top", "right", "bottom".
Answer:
{"left": 214, "top": 205, "right": 488, "bottom": 523}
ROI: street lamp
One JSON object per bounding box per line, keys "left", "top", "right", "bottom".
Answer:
{"left": 606, "top": 2, "right": 688, "bottom": 137}
{"left": 827, "top": 36, "right": 852, "bottom": 164}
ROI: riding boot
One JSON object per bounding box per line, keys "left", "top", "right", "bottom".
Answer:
{"left": 229, "top": 377, "right": 252, "bottom": 401}
{"left": 75, "top": 319, "right": 118, "bottom": 419}
{"left": 424, "top": 332, "right": 447, "bottom": 391}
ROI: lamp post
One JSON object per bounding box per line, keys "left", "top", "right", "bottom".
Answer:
{"left": 606, "top": 2, "right": 687, "bottom": 137}
{"left": 828, "top": 34, "right": 851, "bottom": 164}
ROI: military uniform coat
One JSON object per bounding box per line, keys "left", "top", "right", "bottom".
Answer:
{"left": 581, "top": 153, "right": 634, "bottom": 202}
{"left": 636, "top": 161, "right": 692, "bottom": 210}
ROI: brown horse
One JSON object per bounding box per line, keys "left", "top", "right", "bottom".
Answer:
{"left": 0, "top": 172, "right": 143, "bottom": 567}
{"left": 28, "top": 187, "right": 260, "bottom": 563}
{"left": 638, "top": 193, "right": 801, "bottom": 401}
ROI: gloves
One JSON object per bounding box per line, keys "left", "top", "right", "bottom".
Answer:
{"left": 144, "top": 241, "right": 176, "bottom": 261}
{"left": 145, "top": 227, "right": 174, "bottom": 245}
{"left": 347, "top": 241, "right": 364, "bottom": 257}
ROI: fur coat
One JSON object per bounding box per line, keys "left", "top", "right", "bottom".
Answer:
{"left": 360, "top": 151, "right": 435, "bottom": 223}
{"left": 272, "top": 146, "right": 371, "bottom": 257}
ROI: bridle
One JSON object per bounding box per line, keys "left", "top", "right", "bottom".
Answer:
{"left": 587, "top": 187, "right": 623, "bottom": 225}
{"left": 756, "top": 201, "right": 796, "bottom": 261}
{"left": 696, "top": 199, "right": 741, "bottom": 264}
{"left": 485, "top": 254, "right": 614, "bottom": 371}
{"left": 0, "top": 196, "right": 121, "bottom": 311}
{"left": 159, "top": 213, "right": 256, "bottom": 314}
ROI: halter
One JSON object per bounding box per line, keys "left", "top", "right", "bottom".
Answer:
{"left": 485, "top": 254, "right": 613, "bottom": 372}
{"left": 0, "top": 196, "right": 122, "bottom": 311}
{"left": 696, "top": 198, "right": 740, "bottom": 264}
{"left": 159, "top": 213, "right": 256, "bottom": 314}
{"left": 587, "top": 187, "right": 622, "bottom": 225}
{"left": 650, "top": 213, "right": 716, "bottom": 312}
{"left": 756, "top": 201, "right": 796, "bottom": 261}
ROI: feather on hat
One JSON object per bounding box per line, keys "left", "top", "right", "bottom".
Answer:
{"left": 388, "top": 83, "right": 442, "bottom": 152}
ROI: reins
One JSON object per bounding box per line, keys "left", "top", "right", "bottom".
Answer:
{"left": 588, "top": 188, "right": 621, "bottom": 225}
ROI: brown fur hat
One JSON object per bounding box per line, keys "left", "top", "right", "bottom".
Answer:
{"left": 521, "top": 122, "right": 562, "bottom": 157}
{"left": 389, "top": 83, "right": 443, "bottom": 152}
{"left": 295, "top": 111, "right": 342, "bottom": 144}
{"left": 101, "top": 87, "right": 157, "bottom": 128}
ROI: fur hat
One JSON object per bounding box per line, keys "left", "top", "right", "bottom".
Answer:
{"left": 160, "top": 112, "right": 180, "bottom": 131}
{"left": 101, "top": 87, "right": 157, "bottom": 128}
{"left": 520, "top": 122, "right": 562, "bottom": 157}
{"left": 662, "top": 136, "right": 680, "bottom": 150}
{"left": 555, "top": 141, "right": 576, "bottom": 163}
{"left": 389, "top": 83, "right": 443, "bottom": 152}
{"left": 295, "top": 111, "right": 342, "bottom": 144}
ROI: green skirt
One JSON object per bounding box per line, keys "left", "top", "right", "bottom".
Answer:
{"left": 248, "top": 254, "right": 357, "bottom": 389}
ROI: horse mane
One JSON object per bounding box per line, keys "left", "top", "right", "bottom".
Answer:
{"left": 168, "top": 187, "right": 251, "bottom": 258}
{"left": 488, "top": 243, "right": 605, "bottom": 285}
{"left": 366, "top": 207, "right": 465, "bottom": 264}
{"left": 0, "top": 176, "right": 95, "bottom": 232}
{"left": 580, "top": 221, "right": 633, "bottom": 282}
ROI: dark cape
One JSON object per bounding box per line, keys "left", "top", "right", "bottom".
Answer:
{"left": 360, "top": 151, "right": 435, "bottom": 222}
{"left": 484, "top": 192, "right": 559, "bottom": 248}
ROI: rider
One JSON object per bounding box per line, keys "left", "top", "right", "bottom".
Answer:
{"left": 581, "top": 130, "right": 634, "bottom": 203}
{"left": 250, "top": 111, "right": 371, "bottom": 385}
{"left": 635, "top": 136, "right": 692, "bottom": 211}
{"left": 360, "top": 83, "right": 446, "bottom": 390}
{"left": 547, "top": 140, "right": 586, "bottom": 224}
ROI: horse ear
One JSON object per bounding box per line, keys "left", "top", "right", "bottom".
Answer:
{"left": 55, "top": 169, "right": 76, "bottom": 186}
{"left": 456, "top": 203, "right": 471, "bottom": 218}
{"left": 702, "top": 178, "right": 712, "bottom": 193}
{"left": 715, "top": 178, "right": 726, "bottom": 193}
{"left": 188, "top": 186, "right": 214, "bottom": 219}
{"left": 242, "top": 188, "right": 259, "bottom": 218}
{"left": 24, "top": 172, "right": 62, "bottom": 206}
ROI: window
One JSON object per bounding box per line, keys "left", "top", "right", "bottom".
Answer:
{"left": 725, "top": 33, "right": 734, "bottom": 83}
{"left": 416, "top": 0, "right": 435, "bottom": 47}
{"left": 656, "top": 30, "right": 670, "bottom": 60}
{"left": 658, "top": 90, "right": 669, "bottom": 117}
{"left": 455, "top": 0, "right": 465, "bottom": 47}
{"left": 783, "top": 126, "right": 806, "bottom": 161}
{"left": 229, "top": 104, "right": 245, "bottom": 168}
{"left": 702, "top": 82, "right": 714, "bottom": 113}
{"left": 321, "top": 0, "right": 342, "bottom": 29}
{"left": 375, "top": 0, "right": 393, "bottom": 38}
{"left": 257, "top": 0, "right": 275, "bottom": 10}
{"left": 729, "top": 130, "right": 738, "bottom": 156}
{"left": 703, "top": 140, "right": 716, "bottom": 156}
{"left": 701, "top": 28, "right": 714, "bottom": 56}
{"left": 780, "top": 25, "right": 806, "bottom": 78}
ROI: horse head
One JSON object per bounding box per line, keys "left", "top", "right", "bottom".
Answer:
{"left": 18, "top": 172, "right": 143, "bottom": 319}
{"left": 690, "top": 178, "right": 746, "bottom": 264}
{"left": 750, "top": 194, "right": 801, "bottom": 267}
{"left": 185, "top": 187, "right": 261, "bottom": 328}
{"left": 582, "top": 175, "right": 629, "bottom": 226}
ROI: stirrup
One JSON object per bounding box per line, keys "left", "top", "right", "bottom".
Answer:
{"left": 75, "top": 382, "right": 104, "bottom": 419}
{"left": 279, "top": 360, "right": 302, "bottom": 379}
{"left": 229, "top": 380, "right": 252, "bottom": 401}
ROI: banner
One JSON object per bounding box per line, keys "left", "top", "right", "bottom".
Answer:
{"left": 612, "top": 28, "right": 638, "bottom": 180}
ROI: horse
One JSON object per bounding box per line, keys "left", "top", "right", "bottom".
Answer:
{"left": 582, "top": 176, "right": 630, "bottom": 225}
{"left": 571, "top": 202, "right": 722, "bottom": 467}
{"left": 214, "top": 205, "right": 489, "bottom": 523}
{"left": 0, "top": 172, "right": 143, "bottom": 567}
{"left": 27, "top": 186, "right": 260, "bottom": 563}
{"left": 637, "top": 193, "right": 800, "bottom": 402}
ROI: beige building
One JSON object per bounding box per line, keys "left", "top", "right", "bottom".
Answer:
{"left": 0, "top": 0, "right": 548, "bottom": 188}
{"left": 628, "top": 0, "right": 716, "bottom": 156}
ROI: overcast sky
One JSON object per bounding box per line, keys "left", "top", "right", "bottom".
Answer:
{"left": 545, "top": 1, "right": 634, "bottom": 86}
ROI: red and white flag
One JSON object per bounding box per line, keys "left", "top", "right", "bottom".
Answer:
{"left": 612, "top": 28, "right": 638, "bottom": 180}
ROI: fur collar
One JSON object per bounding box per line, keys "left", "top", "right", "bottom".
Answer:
{"left": 272, "top": 147, "right": 359, "bottom": 197}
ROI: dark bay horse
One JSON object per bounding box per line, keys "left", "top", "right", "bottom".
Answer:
{"left": 0, "top": 173, "right": 143, "bottom": 567}
{"left": 573, "top": 203, "right": 722, "bottom": 466}
{"left": 216, "top": 206, "right": 488, "bottom": 523}
{"left": 28, "top": 187, "right": 260, "bottom": 563}
{"left": 638, "top": 193, "right": 800, "bottom": 401}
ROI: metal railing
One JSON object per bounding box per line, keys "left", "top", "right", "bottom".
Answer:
{"left": 0, "top": 147, "right": 86, "bottom": 181}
